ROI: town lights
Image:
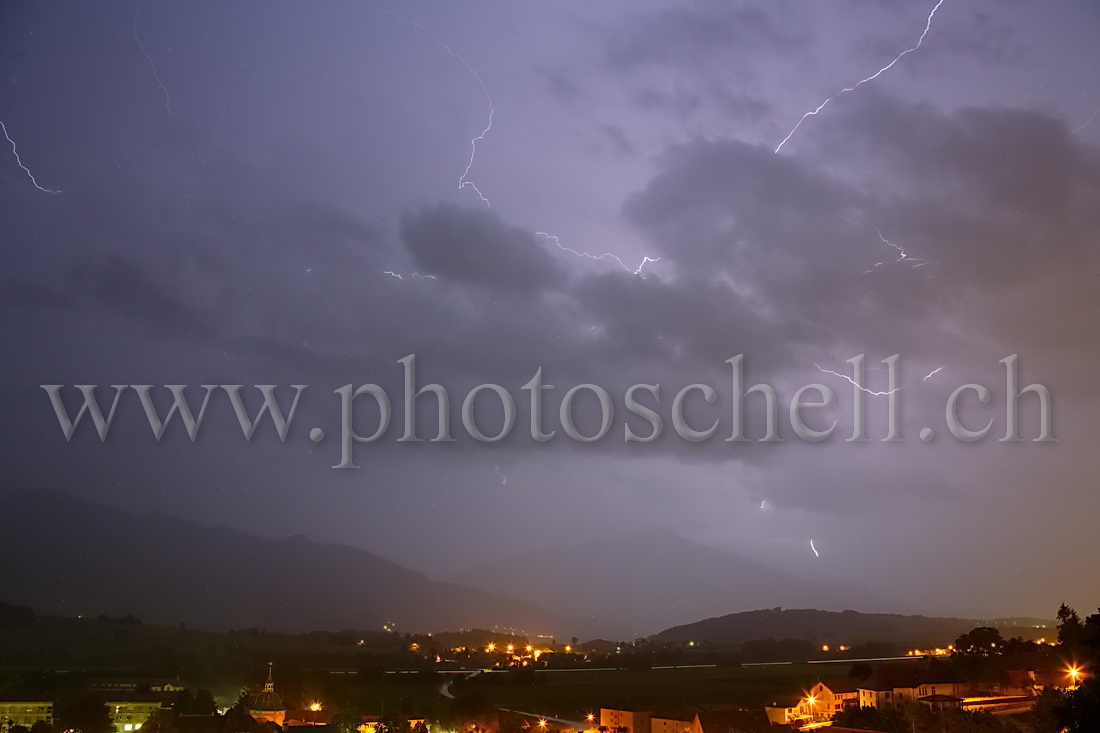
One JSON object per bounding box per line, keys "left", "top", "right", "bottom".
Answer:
{"left": 586, "top": 715, "right": 595, "bottom": 723}
{"left": 1068, "top": 666, "right": 1082, "bottom": 685}
{"left": 487, "top": 643, "right": 496, "bottom": 652}
{"left": 538, "top": 721, "right": 547, "bottom": 728}
{"left": 309, "top": 703, "right": 322, "bottom": 712}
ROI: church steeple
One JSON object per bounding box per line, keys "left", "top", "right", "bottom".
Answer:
{"left": 248, "top": 662, "right": 285, "bottom": 718}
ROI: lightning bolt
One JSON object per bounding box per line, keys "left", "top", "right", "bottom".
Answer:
{"left": 862, "top": 228, "right": 928, "bottom": 273}
{"left": 1072, "top": 102, "right": 1100, "bottom": 134}
{"left": 814, "top": 364, "right": 901, "bottom": 396}
{"left": 536, "top": 232, "right": 661, "bottom": 276}
{"left": 810, "top": 539, "right": 820, "bottom": 558}
{"left": 922, "top": 366, "right": 945, "bottom": 382}
{"left": 372, "top": 4, "right": 496, "bottom": 207}
{"left": 775, "top": 0, "right": 948, "bottom": 154}
{"left": 0, "top": 120, "right": 61, "bottom": 193}
{"left": 382, "top": 271, "right": 437, "bottom": 280}
{"left": 133, "top": 0, "right": 176, "bottom": 119}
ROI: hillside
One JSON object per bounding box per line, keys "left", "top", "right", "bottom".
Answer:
{"left": 654, "top": 607, "right": 1054, "bottom": 647}
{"left": 0, "top": 489, "right": 601, "bottom": 637}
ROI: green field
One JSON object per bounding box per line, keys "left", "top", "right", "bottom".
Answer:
{"left": 454, "top": 663, "right": 856, "bottom": 719}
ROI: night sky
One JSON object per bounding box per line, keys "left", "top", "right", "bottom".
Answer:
{"left": 2, "top": 0, "right": 1099, "bottom": 621}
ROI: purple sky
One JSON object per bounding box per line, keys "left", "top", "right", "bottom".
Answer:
{"left": 2, "top": 0, "right": 1099, "bottom": 622}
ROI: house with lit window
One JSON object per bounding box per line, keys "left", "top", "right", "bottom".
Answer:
{"left": 358, "top": 715, "right": 427, "bottom": 733}
{"left": 648, "top": 714, "right": 691, "bottom": 733}
{"left": 856, "top": 666, "right": 962, "bottom": 710}
{"left": 599, "top": 707, "right": 651, "bottom": 733}
{"left": 805, "top": 678, "right": 861, "bottom": 718}
{"left": 91, "top": 679, "right": 186, "bottom": 694}
{"left": 0, "top": 696, "right": 53, "bottom": 731}
{"left": 763, "top": 695, "right": 808, "bottom": 727}
{"left": 104, "top": 695, "right": 171, "bottom": 732}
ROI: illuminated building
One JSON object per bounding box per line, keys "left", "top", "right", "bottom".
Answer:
{"left": 105, "top": 696, "right": 169, "bottom": 732}
{"left": 247, "top": 664, "right": 286, "bottom": 726}
{"left": 0, "top": 697, "right": 53, "bottom": 730}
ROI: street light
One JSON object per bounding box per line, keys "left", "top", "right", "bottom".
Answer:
{"left": 1068, "top": 666, "right": 1082, "bottom": 687}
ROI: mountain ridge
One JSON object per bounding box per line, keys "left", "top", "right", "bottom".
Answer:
{"left": 0, "top": 488, "right": 613, "bottom": 638}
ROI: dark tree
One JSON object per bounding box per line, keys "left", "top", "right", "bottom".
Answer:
{"left": 330, "top": 708, "right": 363, "bottom": 733}
{"left": 830, "top": 706, "right": 905, "bottom": 733}
{"left": 1059, "top": 676, "right": 1100, "bottom": 733}
{"left": 1053, "top": 606, "right": 1100, "bottom": 731}
{"left": 58, "top": 696, "right": 114, "bottom": 733}
{"left": 1058, "top": 604, "right": 1085, "bottom": 649}
{"left": 1028, "top": 686, "right": 1068, "bottom": 733}
{"left": 0, "top": 601, "right": 36, "bottom": 626}
{"left": 954, "top": 627, "right": 1005, "bottom": 656}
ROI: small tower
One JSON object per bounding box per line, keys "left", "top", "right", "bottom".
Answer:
{"left": 247, "top": 662, "right": 286, "bottom": 726}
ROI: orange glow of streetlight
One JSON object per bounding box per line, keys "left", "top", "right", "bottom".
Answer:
{"left": 585, "top": 715, "right": 595, "bottom": 723}
{"left": 309, "top": 703, "right": 322, "bottom": 712}
{"left": 487, "top": 643, "right": 496, "bottom": 652}
{"left": 538, "top": 720, "right": 547, "bottom": 728}
{"left": 526, "top": 645, "right": 534, "bottom": 653}
{"left": 507, "top": 644, "right": 515, "bottom": 653}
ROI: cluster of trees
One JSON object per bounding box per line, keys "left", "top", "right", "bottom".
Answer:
{"left": 1047, "top": 604, "right": 1100, "bottom": 732}
{"left": 94, "top": 615, "right": 142, "bottom": 626}
{"left": 947, "top": 604, "right": 1100, "bottom": 732}
{"left": 835, "top": 603, "right": 1100, "bottom": 733}
{"left": 0, "top": 602, "right": 36, "bottom": 626}
{"left": 949, "top": 625, "right": 1058, "bottom": 688}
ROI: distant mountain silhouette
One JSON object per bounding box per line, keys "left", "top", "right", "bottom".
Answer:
{"left": 0, "top": 489, "right": 610, "bottom": 637}
{"left": 454, "top": 529, "right": 893, "bottom": 636}
{"left": 654, "top": 607, "right": 1048, "bottom": 647}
